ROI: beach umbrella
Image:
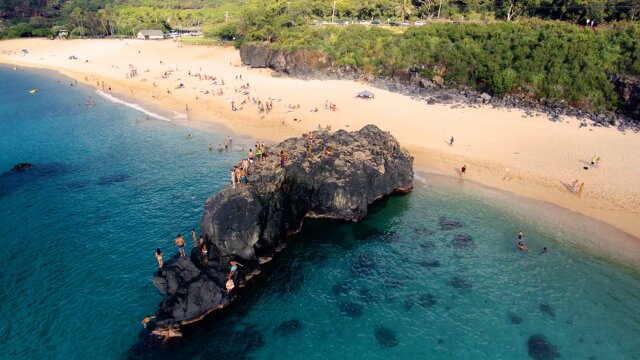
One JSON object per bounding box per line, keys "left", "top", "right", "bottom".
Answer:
{"left": 357, "top": 90, "right": 375, "bottom": 99}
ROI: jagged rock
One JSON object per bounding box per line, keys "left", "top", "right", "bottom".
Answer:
{"left": 480, "top": 93, "right": 492, "bottom": 103}
{"left": 240, "top": 44, "right": 332, "bottom": 77}
{"left": 11, "top": 163, "right": 32, "bottom": 172}
{"left": 152, "top": 125, "right": 413, "bottom": 325}
{"left": 432, "top": 75, "right": 445, "bottom": 86}
{"left": 202, "top": 125, "right": 413, "bottom": 260}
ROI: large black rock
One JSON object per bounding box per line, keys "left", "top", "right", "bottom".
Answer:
{"left": 152, "top": 125, "right": 413, "bottom": 325}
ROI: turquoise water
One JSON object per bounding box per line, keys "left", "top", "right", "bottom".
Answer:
{"left": 1, "top": 66, "right": 639, "bottom": 360}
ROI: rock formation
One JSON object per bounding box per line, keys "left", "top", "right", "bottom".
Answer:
{"left": 152, "top": 125, "right": 413, "bottom": 327}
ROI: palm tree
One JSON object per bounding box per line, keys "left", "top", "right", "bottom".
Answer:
{"left": 395, "top": 0, "right": 414, "bottom": 21}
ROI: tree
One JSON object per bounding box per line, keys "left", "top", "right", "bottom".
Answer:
{"left": 395, "top": 0, "right": 414, "bottom": 19}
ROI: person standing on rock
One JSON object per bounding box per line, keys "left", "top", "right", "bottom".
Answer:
{"left": 242, "top": 159, "right": 249, "bottom": 174}
{"left": 248, "top": 149, "right": 254, "bottom": 165}
{"left": 156, "top": 248, "right": 163, "bottom": 269}
{"left": 231, "top": 167, "right": 237, "bottom": 189}
{"left": 175, "top": 234, "right": 186, "bottom": 257}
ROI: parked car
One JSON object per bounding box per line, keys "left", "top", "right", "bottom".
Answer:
{"left": 359, "top": 20, "right": 371, "bottom": 25}
{"left": 415, "top": 21, "right": 426, "bottom": 26}
{"left": 389, "top": 21, "right": 399, "bottom": 26}
{"left": 371, "top": 20, "right": 381, "bottom": 25}
{"left": 401, "top": 21, "right": 410, "bottom": 26}
{"left": 311, "top": 20, "right": 321, "bottom": 26}
{"left": 322, "top": 21, "right": 329, "bottom": 25}
{"left": 337, "top": 20, "right": 349, "bottom": 25}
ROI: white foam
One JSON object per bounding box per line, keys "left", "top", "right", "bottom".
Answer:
{"left": 414, "top": 172, "right": 429, "bottom": 187}
{"left": 95, "top": 90, "right": 172, "bottom": 122}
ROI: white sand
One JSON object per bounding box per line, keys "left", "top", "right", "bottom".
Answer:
{"left": 2, "top": 38, "right": 639, "bottom": 244}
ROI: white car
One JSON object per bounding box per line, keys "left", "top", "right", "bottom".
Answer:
{"left": 359, "top": 20, "right": 371, "bottom": 25}
{"left": 401, "top": 21, "right": 410, "bottom": 26}
{"left": 415, "top": 21, "right": 426, "bottom": 26}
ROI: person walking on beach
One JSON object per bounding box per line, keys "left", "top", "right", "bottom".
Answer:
{"left": 578, "top": 182, "right": 585, "bottom": 197}
{"left": 156, "top": 248, "right": 163, "bottom": 269}
{"left": 175, "top": 234, "right": 186, "bottom": 257}
{"left": 460, "top": 165, "right": 467, "bottom": 176}
{"left": 449, "top": 136, "right": 454, "bottom": 146}
{"left": 571, "top": 180, "right": 579, "bottom": 193}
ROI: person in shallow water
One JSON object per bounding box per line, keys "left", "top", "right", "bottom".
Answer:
{"left": 175, "top": 234, "right": 186, "bottom": 257}
{"left": 517, "top": 241, "right": 528, "bottom": 252}
{"left": 540, "top": 247, "right": 548, "bottom": 253}
{"left": 155, "top": 248, "right": 163, "bottom": 269}
{"left": 517, "top": 231, "right": 524, "bottom": 241}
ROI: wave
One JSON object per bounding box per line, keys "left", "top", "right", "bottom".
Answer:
{"left": 95, "top": 90, "right": 172, "bottom": 122}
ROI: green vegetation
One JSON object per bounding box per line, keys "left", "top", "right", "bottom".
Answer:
{"left": 1, "top": 0, "right": 639, "bottom": 113}
{"left": 256, "top": 21, "right": 640, "bottom": 112}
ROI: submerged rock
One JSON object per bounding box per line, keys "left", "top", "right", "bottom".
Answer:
{"left": 450, "top": 276, "right": 473, "bottom": 289}
{"left": 539, "top": 303, "right": 556, "bottom": 318}
{"left": 331, "top": 281, "right": 352, "bottom": 296}
{"left": 338, "top": 301, "right": 364, "bottom": 318}
{"left": 419, "top": 241, "right": 437, "bottom": 251}
{"left": 351, "top": 254, "right": 377, "bottom": 276}
{"left": 96, "top": 174, "right": 131, "bottom": 185}
{"left": 273, "top": 319, "right": 303, "bottom": 337}
{"left": 375, "top": 325, "right": 399, "bottom": 347}
{"left": 451, "top": 234, "right": 475, "bottom": 248}
{"left": 416, "top": 259, "right": 441, "bottom": 268}
{"left": 418, "top": 293, "right": 438, "bottom": 308}
{"left": 527, "top": 334, "right": 560, "bottom": 360}
{"left": 1, "top": 162, "right": 70, "bottom": 198}
{"left": 151, "top": 125, "right": 413, "bottom": 326}
{"left": 439, "top": 216, "right": 463, "bottom": 230}
{"left": 508, "top": 312, "right": 523, "bottom": 325}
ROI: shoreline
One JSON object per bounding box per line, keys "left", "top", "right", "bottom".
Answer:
{"left": 1, "top": 38, "right": 639, "bottom": 247}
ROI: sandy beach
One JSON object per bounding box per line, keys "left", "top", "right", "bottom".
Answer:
{"left": 1, "top": 38, "right": 639, "bottom": 247}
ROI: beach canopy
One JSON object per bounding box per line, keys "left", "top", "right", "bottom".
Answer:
{"left": 357, "top": 90, "right": 375, "bottom": 99}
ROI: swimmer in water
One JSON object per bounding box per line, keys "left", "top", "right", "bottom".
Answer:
{"left": 540, "top": 247, "right": 548, "bottom": 253}
{"left": 517, "top": 241, "right": 528, "bottom": 252}
{"left": 208, "top": 143, "right": 213, "bottom": 151}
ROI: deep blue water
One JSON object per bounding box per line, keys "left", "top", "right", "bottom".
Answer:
{"left": 1, "top": 66, "right": 639, "bottom": 360}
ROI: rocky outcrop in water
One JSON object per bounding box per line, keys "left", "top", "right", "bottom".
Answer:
{"left": 151, "top": 125, "right": 413, "bottom": 326}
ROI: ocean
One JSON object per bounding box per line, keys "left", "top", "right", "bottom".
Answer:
{"left": 0, "top": 66, "right": 639, "bottom": 360}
